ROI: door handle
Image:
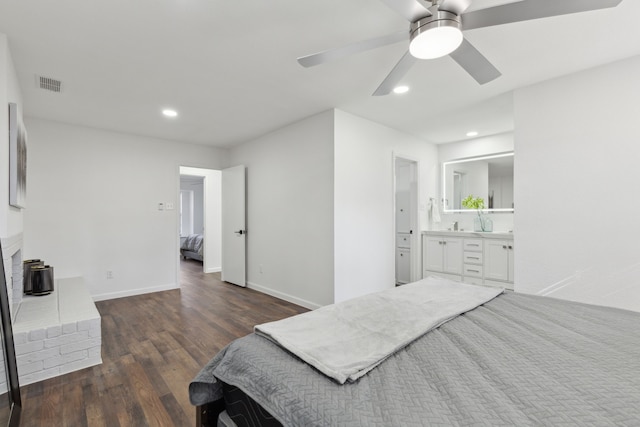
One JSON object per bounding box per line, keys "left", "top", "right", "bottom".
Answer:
{"left": 234, "top": 230, "right": 245, "bottom": 235}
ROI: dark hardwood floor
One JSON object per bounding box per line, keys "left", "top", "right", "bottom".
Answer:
{"left": 19, "top": 260, "right": 308, "bottom": 427}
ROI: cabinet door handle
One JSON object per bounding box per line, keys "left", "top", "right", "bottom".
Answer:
{"left": 467, "top": 269, "right": 480, "bottom": 273}
{"left": 508, "top": 245, "right": 513, "bottom": 250}
{"left": 502, "top": 245, "right": 507, "bottom": 249}
{"left": 468, "top": 256, "right": 480, "bottom": 260}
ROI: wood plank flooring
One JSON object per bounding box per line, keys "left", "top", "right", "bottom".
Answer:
{"left": 19, "top": 260, "right": 308, "bottom": 427}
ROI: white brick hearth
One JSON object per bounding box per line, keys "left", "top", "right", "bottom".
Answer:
{"left": 12, "top": 277, "right": 102, "bottom": 385}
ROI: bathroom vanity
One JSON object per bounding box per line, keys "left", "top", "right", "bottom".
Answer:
{"left": 422, "top": 231, "right": 514, "bottom": 290}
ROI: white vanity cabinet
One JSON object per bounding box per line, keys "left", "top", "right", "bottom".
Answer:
{"left": 484, "top": 240, "right": 514, "bottom": 284}
{"left": 396, "top": 232, "right": 412, "bottom": 285}
{"left": 396, "top": 248, "right": 411, "bottom": 284}
{"left": 422, "top": 231, "right": 514, "bottom": 289}
{"left": 423, "top": 236, "right": 463, "bottom": 279}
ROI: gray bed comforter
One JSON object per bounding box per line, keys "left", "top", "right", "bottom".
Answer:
{"left": 181, "top": 234, "right": 203, "bottom": 255}
{"left": 190, "top": 292, "right": 640, "bottom": 426}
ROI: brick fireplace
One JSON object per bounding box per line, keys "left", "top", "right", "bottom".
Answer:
{"left": 1, "top": 234, "right": 102, "bottom": 386}
{"left": 1, "top": 233, "right": 24, "bottom": 316}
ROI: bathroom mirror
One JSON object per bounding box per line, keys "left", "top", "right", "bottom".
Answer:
{"left": 442, "top": 152, "right": 514, "bottom": 213}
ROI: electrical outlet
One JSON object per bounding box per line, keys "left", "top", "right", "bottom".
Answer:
{"left": 106, "top": 271, "right": 113, "bottom": 279}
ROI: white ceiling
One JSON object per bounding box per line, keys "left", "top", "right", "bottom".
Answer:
{"left": 1, "top": 0, "right": 639, "bottom": 147}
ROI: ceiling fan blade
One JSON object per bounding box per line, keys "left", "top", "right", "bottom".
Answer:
{"left": 449, "top": 38, "right": 501, "bottom": 84}
{"left": 378, "top": 0, "right": 431, "bottom": 22}
{"left": 372, "top": 51, "right": 417, "bottom": 96}
{"left": 297, "top": 31, "right": 407, "bottom": 68}
{"left": 439, "top": 0, "right": 473, "bottom": 15}
{"left": 462, "top": 0, "right": 623, "bottom": 31}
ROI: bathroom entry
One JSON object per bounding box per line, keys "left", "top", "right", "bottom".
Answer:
{"left": 394, "top": 155, "right": 418, "bottom": 285}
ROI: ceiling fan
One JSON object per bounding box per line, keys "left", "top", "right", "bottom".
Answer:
{"left": 297, "top": 0, "right": 624, "bottom": 95}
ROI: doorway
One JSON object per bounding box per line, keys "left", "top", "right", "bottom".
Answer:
{"left": 394, "top": 155, "right": 419, "bottom": 285}
{"left": 180, "top": 178, "right": 201, "bottom": 238}
{"left": 178, "top": 167, "right": 222, "bottom": 276}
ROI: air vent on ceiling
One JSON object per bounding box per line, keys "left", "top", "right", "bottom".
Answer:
{"left": 36, "top": 75, "right": 62, "bottom": 93}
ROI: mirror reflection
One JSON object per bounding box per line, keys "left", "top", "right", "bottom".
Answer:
{"left": 443, "top": 152, "right": 514, "bottom": 212}
{"left": 0, "top": 320, "right": 9, "bottom": 423}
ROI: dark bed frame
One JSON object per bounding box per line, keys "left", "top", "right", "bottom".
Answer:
{"left": 195, "top": 381, "right": 284, "bottom": 427}
{"left": 196, "top": 401, "right": 223, "bottom": 427}
{"left": 181, "top": 249, "right": 203, "bottom": 262}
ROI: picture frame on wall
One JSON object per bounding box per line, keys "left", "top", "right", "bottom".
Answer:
{"left": 8, "top": 103, "right": 27, "bottom": 209}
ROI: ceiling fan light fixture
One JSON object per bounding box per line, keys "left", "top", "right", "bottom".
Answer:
{"left": 409, "top": 11, "right": 463, "bottom": 60}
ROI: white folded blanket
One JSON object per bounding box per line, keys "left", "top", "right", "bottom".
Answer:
{"left": 255, "top": 277, "right": 503, "bottom": 384}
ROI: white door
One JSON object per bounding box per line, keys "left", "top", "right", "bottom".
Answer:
{"left": 221, "top": 165, "right": 246, "bottom": 287}
{"left": 396, "top": 248, "right": 411, "bottom": 284}
{"left": 484, "top": 240, "right": 510, "bottom": 282}
{"left": 423, "top": 236, "right": 444, "bottom": 273}
{"left": 394, "top": 155, "right": 419, "bottom": 283}
{"left": 443, "top": 238, "right": 463, "bottom": 275}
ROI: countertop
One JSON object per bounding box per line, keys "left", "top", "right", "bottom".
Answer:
{"left": 422, "top": 230, "right": 514, "bottom": 239}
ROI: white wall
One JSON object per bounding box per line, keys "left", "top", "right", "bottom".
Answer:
{"left": 24, "top": 118, "right": 228, "bottom": 300}
{"left": 437, "top": 133, "right": 515, "bottom": 232}
{"left": 180, "top": 179, "right": 204, "bottom": 234}
{"left": 229, "top": 111, "right": 335, "bottom": 309}
{"left": 0, "top": 34, "right": 26, "bottom": 314}
{"left": 514, "top": 55, "right": 640, "bottom": 312}
{"left": 0, "top": 34, "right": 24, "bottom": 239}
{"left": 180, "top": 178, "right": 204, "bottom": 235}
{"left": 334, "top": 110, "right": 438, "bottom": 303}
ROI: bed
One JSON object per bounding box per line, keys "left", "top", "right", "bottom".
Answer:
{"left": 181, "top": 234, "right": 204, "bottom": 262}
{"left": 189, "top": 277, "right": 640, "bottom": 427}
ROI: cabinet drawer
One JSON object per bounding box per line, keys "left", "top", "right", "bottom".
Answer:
{"left": 463, "top": 265, "right": 483, "bottom": 278}
{"left": 463, "top": 239, "right": 483, "bottom": 252}
{"left": 396, "top": 233, "right": 411, "bottom": 248}
{"left": 463, "top": 251, "right": 483, "bottom": 265}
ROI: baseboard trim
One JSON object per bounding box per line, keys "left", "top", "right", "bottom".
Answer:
{"left": 92, "top": 283, "right": 179, "bottom": 302}
{"left": 246, "top": 281, "right": 321, "bottom": 310}
{"left": 205, "top": 267, "right": 221, "bottom": 273}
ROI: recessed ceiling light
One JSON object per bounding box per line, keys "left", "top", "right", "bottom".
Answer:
{"left": 466, "top": 131, "right": 479, "bottom": 137}
{"left": 393, "top": 86, "right": 409, "bottom": 94}
{"left": 162, "top": 109, "right": 178, "bottom": 118}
